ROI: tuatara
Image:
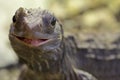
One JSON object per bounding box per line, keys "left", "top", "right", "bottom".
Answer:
{"left": 9, "top": 7, "right": 97, "bottom": 80}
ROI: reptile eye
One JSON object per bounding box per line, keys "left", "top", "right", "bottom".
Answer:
{"left": 50, "top": 17, "right": 56, "bottom": 26}
{"left": 12, "top": 15, "right": 16, "bottom": 23}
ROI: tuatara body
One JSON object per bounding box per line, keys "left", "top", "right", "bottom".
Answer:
{"left": 9, "top": 7, "right": 97, "bottom": 80}
{"left": 75, "top": 33, "right": 120, "bottom": 80}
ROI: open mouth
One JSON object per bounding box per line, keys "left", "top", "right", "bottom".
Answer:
{"left": 15, "top": 36, "right": 49, "bottom": 46}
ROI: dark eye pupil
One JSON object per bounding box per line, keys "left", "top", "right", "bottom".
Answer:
{"left": 51, "top": 17, "right": 56, "bottom": 26}
{"left": 12, "top": 15, "right": 16, "bottom": 23}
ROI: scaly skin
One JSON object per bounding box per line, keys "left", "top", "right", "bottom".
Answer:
{"left": 75, "top": 33, "right": 120, "bottom": 80}
{"left": 9, "top": 7, "right": 97, "bottom": 80}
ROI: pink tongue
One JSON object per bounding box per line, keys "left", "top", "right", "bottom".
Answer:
{"left": 31, "top": 40, "right": 40, "bottom": 44}
{"left": 23, "top": 39, "right": 47, "bottom": 46}
{"left": 31, "top": 40, "right": 42, "bottom": 45}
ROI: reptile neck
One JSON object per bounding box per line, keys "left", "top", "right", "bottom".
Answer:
{"left": 16, "top": 42, "right": 65, "bottom": 79}
{"left": 27, "top": 48, "right": 63, "bottom": 74}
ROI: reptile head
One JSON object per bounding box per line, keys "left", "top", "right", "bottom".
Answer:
{"left": 9, "top": 7, "right": 63, "bottom": 47}
{"left": 9, "top": 8, "right": 64, "bottom": 74}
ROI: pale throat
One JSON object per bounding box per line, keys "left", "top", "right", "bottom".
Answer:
{"left": 22, "top": 43, "right": 64, "bottom": 74}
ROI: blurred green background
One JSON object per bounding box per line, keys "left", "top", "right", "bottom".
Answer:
{"left": 0, "top": 0, "right": 120, "bottom": 67}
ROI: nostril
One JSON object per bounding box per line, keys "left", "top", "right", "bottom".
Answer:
{"left": 27, "top": 10, "right": 31, "bottom": 13}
